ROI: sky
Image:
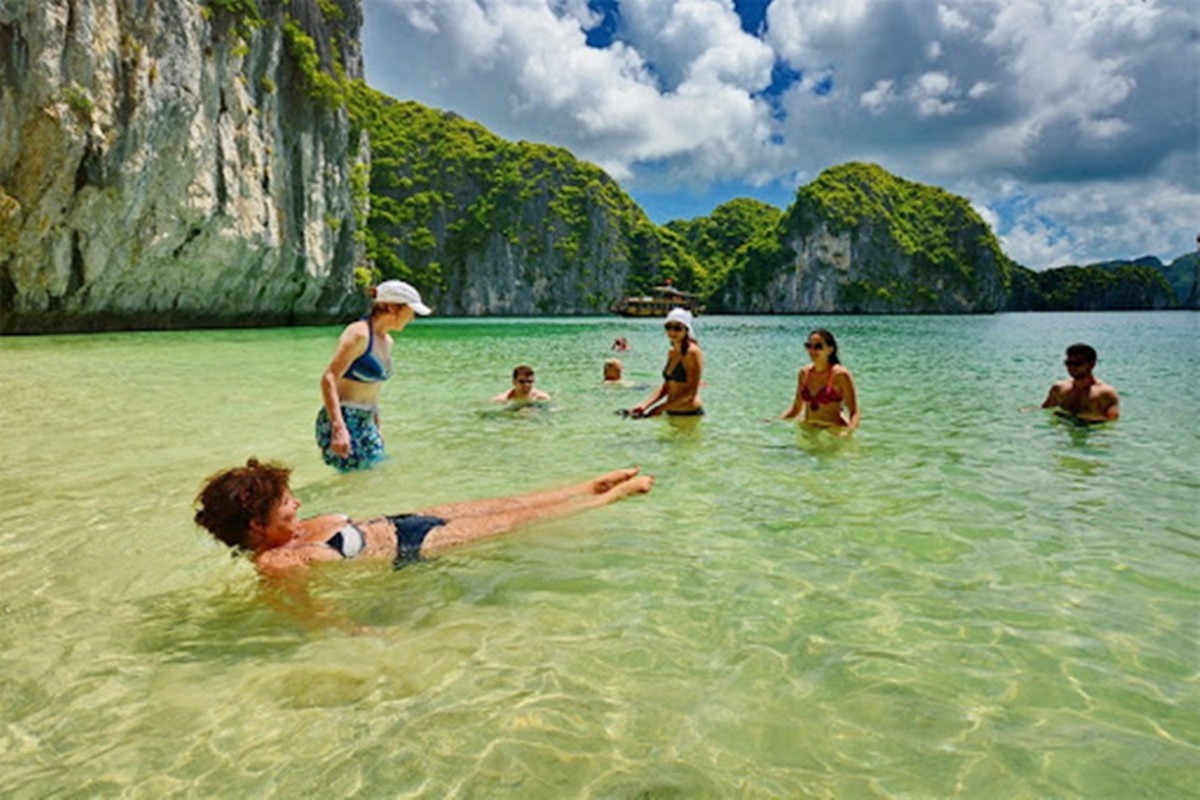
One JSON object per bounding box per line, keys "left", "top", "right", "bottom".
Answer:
{"left": 360, "top": 0, "right": 1198, "bottom": 269}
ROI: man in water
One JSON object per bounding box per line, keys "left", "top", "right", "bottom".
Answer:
{"left": 1041, "top": 343, "right": 1120, "bottom": 422}
{"left": 492, "top": 364, "right": 551, "bottom": 404}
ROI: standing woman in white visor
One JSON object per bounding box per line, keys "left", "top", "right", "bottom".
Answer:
{"left": 316, "top": 280, "right": 431, "bottom": 471}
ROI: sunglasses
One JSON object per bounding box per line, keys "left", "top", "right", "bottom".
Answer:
{"left": 664, "top": 323, "right": 687, "bottom": 332}
{"left": 804, "top": 342, "right": 826, "bottom": 350}
{"left": 516, "top": 378, "right": 535, "bottom": 384}
{"left": 1063, "top": 359, "right": 1088, "bottom": 368}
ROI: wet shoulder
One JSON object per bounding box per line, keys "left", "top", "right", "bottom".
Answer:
{"left": 299, "top": 514, "right": 351, "bottom": 539}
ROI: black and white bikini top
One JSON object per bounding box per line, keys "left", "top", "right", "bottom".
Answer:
{"left": 324, "top": 522, "right": 366, "bottom": 559}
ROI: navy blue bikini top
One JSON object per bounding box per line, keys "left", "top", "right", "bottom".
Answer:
{"left": 663, "top": 359, "right": 688, "bottom": 383}
{"left": 343, "top": 321, "right": 392, "bottom": 383}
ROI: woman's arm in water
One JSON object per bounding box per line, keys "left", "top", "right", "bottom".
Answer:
{"left": 632, "top": 379, "right": 668, "bottom": 417}
{"left": 319, "top": 322, "right": 369, "bottom": 457}
{"left": 837, "top": 367, "right": 860, "bottom": 430}
{"left": 780, "top": 369, "right": 806, "bottom": 420}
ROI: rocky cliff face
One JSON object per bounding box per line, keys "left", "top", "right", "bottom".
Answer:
{"left": 708, "top": 222, "right": 852, "bottom": 313}
{"left": 437, "top": 197, "right": 633, "bottom": 316}
{"left": 397, "top": 151, "right": 639, "bottom": 316}
{"left": 0, "top": 0, "right": 366, "bottom": 333}
{"left": 711, "top": 163, "right": 1010, "bottom": 314}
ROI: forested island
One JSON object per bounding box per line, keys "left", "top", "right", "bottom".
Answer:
{"left": 0, "top": 0, "right": 1194, "bottom": 333}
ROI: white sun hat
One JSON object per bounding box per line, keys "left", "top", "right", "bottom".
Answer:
{"left": 374, "top": 280, "right": 432, "bottom": 315}
{"left": 664, "top": 307, "right": 694, "bottom": 336}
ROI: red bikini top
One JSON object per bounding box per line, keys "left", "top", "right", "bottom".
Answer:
{"left": 800, "top": 369, "right": 842, "bottom": 410}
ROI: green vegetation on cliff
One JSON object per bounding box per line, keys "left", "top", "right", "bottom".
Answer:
{"left": 703, "top": 162, "right": 1011, "bottom": 312}
{"left": 204, "top": 0, "right": 352, "bottom": 111}
{"left": 341, "top": 82, "right": 1183, "bottom": 316}
{"left": 790, "top": 162, "right": 1010, "bottom": 289}
{"left": 1091, "top": 255, "right": 1197, "bottom": 308}
{"left": 346, "top": 82, "right": 701, "bottom": 311}
{"left": 282, "top": 18, "right": 347, "bottom": 111}
{"left": 202, "top": 0, "right": 265, "bottom": 38}
{"left": 1007, "top": 262, "right": 1176, "bottom": 311}
{"left": 666, "top": 198, "right": 783, "bottom": 297}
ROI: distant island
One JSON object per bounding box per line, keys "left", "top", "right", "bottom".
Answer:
{"left": 1, "top": 0, "right": 1194, "bottom": 333}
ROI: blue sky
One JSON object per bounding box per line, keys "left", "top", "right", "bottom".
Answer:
{"left": 361, "top": 0, "right": 1198, "bottom": 269}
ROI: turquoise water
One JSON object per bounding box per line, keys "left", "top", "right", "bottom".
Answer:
{"left": 0, "top": 312, "right": 1196, "bottom": 797}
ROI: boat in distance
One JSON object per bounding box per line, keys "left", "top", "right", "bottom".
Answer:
{"left": 611, "top": 283, "right": 705, "bottom": 317}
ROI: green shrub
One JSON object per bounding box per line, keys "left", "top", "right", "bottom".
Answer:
{"left": 204, "top": 0, "right": 264, "bottom": 39}
{"left": 62, "top": 82, "right": 94, "bottom": 118}
{"left": 282, "top": 18, "right": 346, "bottom": 111}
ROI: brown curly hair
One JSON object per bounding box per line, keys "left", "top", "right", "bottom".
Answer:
{"left": 194, "top": 459, "right": 292, "bottom": 551}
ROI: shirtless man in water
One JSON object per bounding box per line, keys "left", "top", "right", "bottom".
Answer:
{"left": 492, "top": 365, "right": 551, "bottom": 404}
{"left": 1041, "top": 343, "right": 1120, "bottom": 422}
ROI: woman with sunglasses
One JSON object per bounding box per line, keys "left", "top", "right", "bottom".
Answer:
{"left": 780, "top": 328, "right": 859, "bottom": 430}
{"left": 630, "top": 307, "right": 704, "bottom": 418}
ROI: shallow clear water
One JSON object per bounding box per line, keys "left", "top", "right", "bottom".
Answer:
{"left": 0, "top": 312, "right": 1196, "bottom": 798}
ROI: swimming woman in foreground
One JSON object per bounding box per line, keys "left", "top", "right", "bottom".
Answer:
{"left": 629, "top": 307, "right": 704, "bottom": 418}
{"left": 195, "top": 459, "right": 654, "bottom": 576}
{"left": 780, "top": 328, "right": 859, "bottom": 430}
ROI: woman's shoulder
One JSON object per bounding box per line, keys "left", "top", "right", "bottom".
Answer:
{"left": 336, "top": 319, "right": 370, "bottom": 345}
{"left": 299, "top": 514, "right": 351, "bottom": 537}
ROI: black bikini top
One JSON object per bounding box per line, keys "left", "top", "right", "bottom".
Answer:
{"left": 663, "top": 359, "right": 688, "bottom": 383}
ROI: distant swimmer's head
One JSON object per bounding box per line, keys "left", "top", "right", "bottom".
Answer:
{"left": 372, "top": 280, "right": 432, "bottom": 317}
{"left": 604, "top": 358, "right": 623, "bottom": 381}
{"left": 194, "top": 458, "right": 293, "bottom": 551}
{"left": 664, "top": 307, "right": 694, "bottom": 338}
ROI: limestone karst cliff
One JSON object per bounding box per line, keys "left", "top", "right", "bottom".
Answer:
{"left": 1005, "top": 259, "right": 1178, "bottom": 311}
{"left": 1, "top": 2, "right": 1181, "bottom": 331}
{"left": 0, "top": 0, "right": 366, "bottom": 333}
{"left": 347, "top": 83, "right": 702, "bottom": 316}
{"left": 709, "top": 163, "right": 1012, "bottom": 314}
